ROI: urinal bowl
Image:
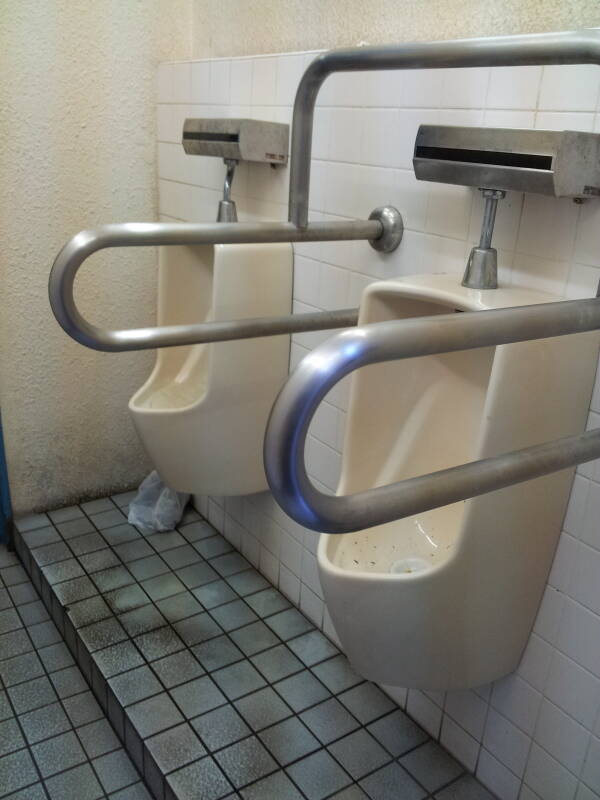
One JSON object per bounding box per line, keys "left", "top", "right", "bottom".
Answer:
{"left": 129, "top": 242, "right": 293, "bottom": 496}
{"left": 318, "top": 274, "right": 600, "bottom": 690}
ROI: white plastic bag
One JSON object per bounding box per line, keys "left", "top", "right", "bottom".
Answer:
{"left": 128, "top": 471, "right": 190, "bottom": 532}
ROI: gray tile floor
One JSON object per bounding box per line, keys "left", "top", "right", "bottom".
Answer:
{"left": 0, "top": 541, "right": 149, "bottom": 799}
{"left": 6, "top": 495, "right": 498, "bottom": 800}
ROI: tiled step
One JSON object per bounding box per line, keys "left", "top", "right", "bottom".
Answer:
{"left": 0, "top": 542, "right": 149, "bottom": 799}
{"left": 12, "top": 497, "right": 496, "bottom": 800}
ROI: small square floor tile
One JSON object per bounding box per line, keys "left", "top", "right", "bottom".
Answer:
{"left": 7, "top": 582, "right": 37, "bottom": 606}
{"left": 91, "top": 508, "right": 127, "bottom": 530}
{"left": 0, "top": 608, "right": 21, "bottom": 635}
{"left": 81, "top": 497, "right": 115, "bottom": 514}
{"left": 53, "top": 575, "right": 96, "bottom": 605}
{"left": 328, "top": 729, "right": 390, "bottom": 780}
{"left": 145, "top": 531, "right": 186, "bottom": 552}
{"left": 215, "top": 735, "right": 277, "bottom": 789}
{"left": 31, "top": 541, "right": 72, "bottom": 567}
{"left": 0, "top": 748, "right": 39, "bottom": 795}
{"left": 360, "top": 762, "right": 427, "bottom": 800}
{"left": 193, "top": 580, "right": 237, "bottom": 610}
{"left": 92, "top": 565, "right": 134, "bottom": 593}
{"left": 79, "top": 617, "right": 128, "bottom": 653}
{"left": 93, "top": 748, "right": 140, "bottom": 793}
{"left": 266, "top": 608, "right": 314, "bottom": 641}
{"left": 245, "top": 588, "right": 291, "bottom": 618}
{"left": 331, "top": 788, "right": 370, "bottom": 800}
{"left": 63, "top": 690, "right": 103, "bottom": 726}
{"left": 21, "top": 526, "right": 61, "bottom": 549}
{"left": 49, "top": 665, "right": 88, "bottom": 699}
{"left": 66, "top": 595, "right": 112, "bottom": 628}
{"left": 119, "top": 605, "right": 166, "bottom": 637}
{"left": 146, "top": 722, "right": 206, "bottom": 774}
{"left": 274, "top": 670, "right": 330, "bottom": 713}
{"left": 210, "top": 552, "right": 251, "bottom": 577}
{"left": 27, "top": 620, "right": 62, "bottom": 649}
{"left": 8, "top": 675, "right": 57, "bottom": 714}
{"left": 111, "top": 490, "right": 137, "bottom": 508}
{"left": 0, "top": 564, "right": 29, "bottom": 586}
{"left": 234, "top": 686, "right": 291, "bottom": 731}
{"left": 134, "top": 626, "right": 185, "bottom": 661}
{"left": 162, "top": 544, "right": 201, "bottom": 570}
{"left": 151, "top": 649, "right": 204, "bottom": 689}
{"left": 0, "top": 691, "right": 11, "bottom": 721}
{"left": 230, "top": 621, "right": 279, "bottom": 656}
{"left": 31, "top": 730, "right": 86, "bottom": 778}
{"left": 191, "top": 704, "right": 250, "bottom": 752}
{"left": 0, "top": 717, "right": 25, "bottom": 756}
{"left": 48, "top": 505, "right": 84, "bottom": 524}
{"left": 16, "top": 512, "right": 50, "bottom": 532}
{"left": 167, "top": 755, "right": 232, "bottom": 800}
{"left": 434, "top": 774, "right": 496, "bottom": 799}
{"left": 128, "top": 555, "right": 169, "bottom": 581}
{"left": 20, "top": 701, "right": 71, "bottom": 744}
{"left": 174, "top": 613, "right": 222, "bottom": 647}
{"left": 42, "top": 558, "right": 84, "bottom": 585}
{"left": 127, "top": 692, "right": 184, "bottom": 739}
{"left": 69, "top": 532, "right": 107, "bottom": 557}
{"left": 213, "top": 660, "right": 266, "bottom": 700}
{"left": 210, "top": 599, "right": 258, "bottom": 632}
{"left": 56, "top": 517, "right": 94, "bottom": 539}
{"left": 176, "top": 562, "right": 219, "bottom": 589}
{"left": 311, "top": 654, "right": 363, "bottom": 694}
{"left": 77, "top": 718, "right": 120, "bottom": 759}
{"left": 0, "top": 651, "right": 44, "bottom": 687}
{"left": 141, "top": 573, "right": 186, "bottom": 601}
{"left": 226, "top": 570, "right": 269, "bottom": 596}
{"left": 259, "top": 716, "right": 319, "bottom": 766}
{"left": 179, "top": 520, "right": 216, "bottom": 543}
{"left": 156, "top": 591, "right": 203, "bottom": 623}
{"left": 80, "top": 548, "right": 121, "bottom": 574}
{"left": 286, "top": 750, "right": 352, "bottom": 800}
{"left": 192, "top": 635, "right": 244, "bottom": 672}
{"left": 105, "top": 584, "right": 149, "bottom": 615}
{"left": 101, "top": 523, "right": 141, "bottom": 547}
{"left": 109, "top": 665, "right": 162, "bottom": 707}
{"left": 44, "top": 762, "right": 104, "bottom": 800}
{"left": 338, "top": 683, "right": 395, "bottom": 724}
{"left": 194, "top": 536, "right": 233, "bottom": 560}
{"left": 94, "top": 640, "right": 144, "bottom": 678}
{"left": 241, "top": 770, "right": 304, "bottom": 800}
{"left": 300, "top": 698, "right": 360, "bottom": 745}
{"left": 171, "top": 675, "right": 226, "bottom": 718}
{"left": 251, "top": 644, "right": 303, "bottom": 683}
{"left": 400, "top": 740, "right": 464, "bottom": 793}
{"left": 288, "top": 630, "right": 338, "bottom": 667}
{"left": 367, "top": 710, "right": 429, "bottom": 757}
{"left": 0, "top": 588, "right": 12, "bottom": 611}
{"left": 113, "top": 539, "right": 154, "bottom": 563}
{"left": 0, "top": 628, "right": 33, "bottom": 663}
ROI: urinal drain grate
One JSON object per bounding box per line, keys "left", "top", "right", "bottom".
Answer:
{"left": 389, "top": 557, "right": 431, "bottom": 575}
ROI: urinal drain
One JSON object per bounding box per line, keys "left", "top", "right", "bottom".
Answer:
{"left": 390, "top": 557, "right": 431, "bottom": 575}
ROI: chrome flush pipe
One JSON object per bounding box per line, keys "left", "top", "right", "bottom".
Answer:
{"left": 288, "top": 29, "right": 600, "bottom": 228}
{"left": 462, "top": 189, "right": 505, "bottom": 290}
{"left": 217, "top": 159, "right": 239, "bottom": 222}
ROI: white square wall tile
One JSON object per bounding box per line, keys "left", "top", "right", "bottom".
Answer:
{"left": 516, "top": 194, "right": 579, "bottom": 262}
{"left": 191, "top": 62, "right": 210, "bottom": 103}
{"left": 208, "top": 60, "right": 230, "bottom": 105}
{"left": 477, "top": 749, "right": 521, "bottom": 800}
{"left": 534, "top": 699, "right": 590, "bottom": 775}
{"left": 569, "top": 542, "right": 600, "bottom": 617}
{"left": 491, "top": 675, "right": 542, "bottom": 736}
{"left": 582, "top": 736, "right": 600, "bottom": 794}
{"left": 486, "top": 66, "right": 542, "bottom": 110}
{"left": 299, "top": 582, "right": 324, "bottom": 627}
{"left": 440, "top": 715, "right": 479, "bottom": 772}
{"left": 406, "top": 690, "right": 442, "bottom": 738}
{"left": 444, "top": 689, "right": 488, "bottom": 740}
{"left": 483, "top": 708, "right": 531, "bottom": 777}
{"left": 229, "top": 59, "right": 253, "bottom": 105}
{"left": 524, "top": 743, "right": 578, "bottom": 800}
{"left": 535, "top": 111, "right": 595, "bottom": 131}
{"left": 544, "top": 651, "right": 600, "bottom": 731}
{"left": 557, "top": 598, "right": 600, "bottom": 678}
{"left": 328, "top": 108, "right": 363, "bottom": 163}
{"left": 538, "top": 65, "right": 600, "bottom": 112}
{"left": 252, "top": 57, "right": 278, "bottom": 106}
{"left": 276, "top": 54, "right": 305, "bottom": 106}
{"left": 440, "top": 67, "right": 489, "bottom": 109}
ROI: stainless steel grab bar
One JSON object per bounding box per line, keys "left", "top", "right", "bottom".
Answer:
{"left": 48, "top": 219, "right": 384, "bottom": 352}
{"left": 289, "top": 29, "right": 600, "bottom": 227}
{"left": 263, "top": 297, "right": 600, "bottom": 533}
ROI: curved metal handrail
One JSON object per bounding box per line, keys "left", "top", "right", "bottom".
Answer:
{"left": 289, "top": 29, "right": 600, "bottom": 227}
{"left": 48, "top": 220, "right": 380, "bottom": 351}
{"left": 264, "top": 297, "right": 600, "bottom": 533}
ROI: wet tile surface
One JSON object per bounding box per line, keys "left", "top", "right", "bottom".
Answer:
{"left": 10, "top": 499, "right": 496, "bottom": 800}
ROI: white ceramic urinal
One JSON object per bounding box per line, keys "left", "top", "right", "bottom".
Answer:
{"left": 318, "top": 274, "right": 600, "bottom": 690}
{"left": 129, "top": 242, "right": 292, "bottom": 496}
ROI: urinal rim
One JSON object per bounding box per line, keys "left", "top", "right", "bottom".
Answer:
{"left": 318, "top": 272, "right": 565, "bottom": 583}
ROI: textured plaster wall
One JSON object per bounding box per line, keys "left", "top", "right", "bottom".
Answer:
{"left": 191, "top": 0, "right": 600, "bottom": 58}
{"left": 0, "top": 1, "right": 192, "bottom": 513}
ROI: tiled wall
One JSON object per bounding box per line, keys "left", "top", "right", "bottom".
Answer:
{"left": 155, "top": 52, "right": 600, "bottom": 800}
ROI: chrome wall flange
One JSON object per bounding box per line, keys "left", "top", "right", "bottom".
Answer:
{"left": 368, "top": 206, "right": 404, "bottom": 253}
